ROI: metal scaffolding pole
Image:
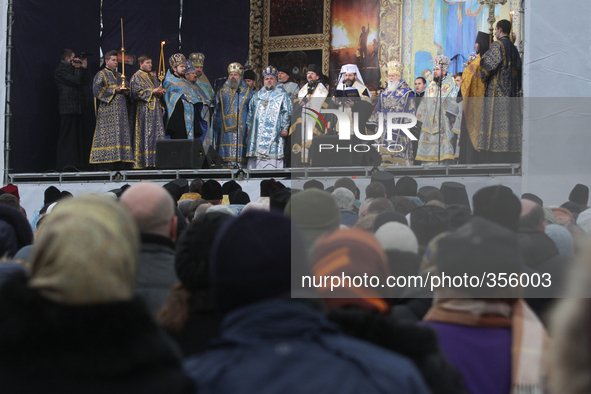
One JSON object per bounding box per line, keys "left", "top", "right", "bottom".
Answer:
{"left": 3, "top": 0, "right": 13, "bottom": 185}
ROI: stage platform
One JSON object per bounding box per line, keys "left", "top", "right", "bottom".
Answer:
{"left": 8, "top": 163, "right": 520, "bottom": 184}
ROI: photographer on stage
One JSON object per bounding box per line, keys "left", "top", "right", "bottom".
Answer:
{"left": 54, "top": 48, "right": 91, "bottom": 171}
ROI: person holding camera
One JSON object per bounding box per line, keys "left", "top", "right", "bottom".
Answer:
{"left": 54, "top": 48, "right": 91, "bottom": 171}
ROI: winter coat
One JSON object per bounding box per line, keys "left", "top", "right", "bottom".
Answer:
{"left": 184, "top": 299, "right": 432, "bottom": 394}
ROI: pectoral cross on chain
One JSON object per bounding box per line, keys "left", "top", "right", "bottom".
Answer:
{"left": 478, "top": 0, "right": 507, "bottom": 38}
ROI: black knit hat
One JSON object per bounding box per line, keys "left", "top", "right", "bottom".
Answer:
{"left": 175, "top": 212, "right": 233, "bottom": 293}
{"left": 396, "top": 176, "right": 418, "bottom": 197}
{"left": 410, "top": 205, "right": 450, "bottom": 246}
{"left": 210, "top": 211, "right": 309, "bottom": 313}
{"left": 472, "top": 185, "right": 520, "bottom": 232}
{"left": 201, "top": 180, "right": 223, "bottom": 201}
{"left": 436, "top": 217, "right": 522, "bottom": 296}
{"left": 569, "top": 184, "right": 589, "bottom": 206}
{"left": 222, "top": 180, "right": 242, "bottom": 196}
{"left": 0, "top": 205, "right": 33, "bottom": 258}
{"left": 371, "top": 171, "right": 395, "bottom": 198}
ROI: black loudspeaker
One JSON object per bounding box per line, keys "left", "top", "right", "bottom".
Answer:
{"left": 310, "top": 135, "right": 381, "bottom": 167}
{"left": 203, "top": 146, "right": 224, "bottom": 169}
{"left": 156, "top": 139, "right": 205, "bottom": 169}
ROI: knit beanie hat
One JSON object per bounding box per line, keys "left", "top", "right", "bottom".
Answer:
{"left": 374, "top": 222, "right": 419, "bottom": 254}
{"left": 201, "top": 180, "right": 223, "bottom": 201}
{"left": 210, "top": 211, "right": 308, "bottom": 313}
{"left": 372, "top": 211, "right": 408, "bottom": 232}
{"left": 285, "top": 188, "right": 340, "bottom": 253}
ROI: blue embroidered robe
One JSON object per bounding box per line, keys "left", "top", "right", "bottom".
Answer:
{"left": 246, "top": 87, "right": 292, "bottom": 160}
{"left": 367, "top": 79, "right": 416, "bottom": 166}
{"left": 213, "top": 80, "right": 253, "bottom": 167}
{"left": 163, "top": 70, "right": 204, "bottom": 139}
{"left": 90, "top": 68, "right": 133, "bottom": 164}
{"left": 130, "top": 70, "right": 165, "bottom": 168}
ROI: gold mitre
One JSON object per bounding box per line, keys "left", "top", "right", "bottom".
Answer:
{"left": 387, "top": 60, "right": 403, "bottom": 76}
{"left": 227, "top": 62, "right": 244, "bottom": 75}
{"left": 189, "top": 52, "right": 205, "bottom": 67}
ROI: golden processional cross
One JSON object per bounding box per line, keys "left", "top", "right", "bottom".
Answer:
{"left": 478, "top": 0, "right": 507, "bottom": 38}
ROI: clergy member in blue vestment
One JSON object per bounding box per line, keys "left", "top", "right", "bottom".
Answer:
{"left": 478, "top": 19, "right": 522, "bottom": 163}
{"left": 277, "top": 65, "right": 299, "bottom": 100}
{"left": 163, "top": 53, "right": 205, "bottom": 140}
{"left": 415, "top": 55, "right": 460, "bottom": 165}
{"left": 367, "top": 60, "right": 416, "bottom": 166}
{"left": 89, "top": 50, "right": 134, "bottom": 167}
{"left": 246, "top": 66, "right": 292, "bottom": 170}
{"left": 213, "top": 62, "right": 253, "bottom": 168}
{"left": 130, "top": 55, "right": 166, "bottom": 169}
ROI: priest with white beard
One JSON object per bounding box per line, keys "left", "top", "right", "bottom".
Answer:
{"left": 366, "top": 60, "right": 416, "bottom": 166}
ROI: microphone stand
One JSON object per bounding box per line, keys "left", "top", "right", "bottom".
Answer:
{"left": 437, "top": 66, "right": 443, "bottom": 164}
{"left": 234, "top": 86, "right": 242, "bottom": 169}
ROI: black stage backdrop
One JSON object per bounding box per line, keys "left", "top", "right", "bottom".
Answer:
{"left": 10, "top": 0, "right": 249, "bottom": 173}
{"left": 180, "top": 0, "right": 250, "bottom": 91}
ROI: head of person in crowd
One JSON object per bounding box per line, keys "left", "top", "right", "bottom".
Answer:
{"left": 185, "top": 60, "right": 197, "bottom": 83}
{"left": 454, "top": 72, "right": 462, "bottom": 86}
{"left": 354, "top": 213, "right": 378, "bottom": 233}
{"left": 120, "top": 182, "right": 178, "bottom": 240}
{"left": 312, "top": 228, "right": 393, "bottom": 312}
{"left": 194, "top": 202, "right": 212, "bottom": 220}
{"left": 418, "top": 185, "right": 439, "bottom": 203}
{"left": 260, "top": 178, "right": 283, "bottom": 197}
{"left": 303, "top": 179, "right": 324, "bottom": 191}
{"left": 391, "top": 196, "right": 417, "bottom": 216}
{"left": 190, "top": 178, "right": 204, "bottom": 194}
{"left": 200, "top": 180, "right": 223, "bottom": 205}
{"left": 332, "top": 188, "right": 355, "bottom": 211}
{"left": 365, "top": 181, "right": 387, "bottom": 199}
{"left": 0, "top": 194, "right": 20, "bottom": 211}
{"left": 263, "top": 66, "right": 278, "bottom": 91}
{"left": 31, "top": 195, "right": 139, "bottom": 304}
{"left": 227, "top": 62, "right": 243, "bottom": 89}
{"left": 372, "top": 211, "right": 408, "bottom": 232}
{"left": 188, "top": 198, "right": 208, "bottom": 222}
{"left": 188, "top": 52, "right": 205, "bottom": 78}
{"left": 521, "top": 192, "right": 543, "bottom": 207}
{"left": 568, "top": 183, "right": 589, "bottom": 207}
{"left": 158, "top": 212, "right": 232, "bottom": 345}
{"left": 367, "top": 197, "right": 394, "bottom": 216}
{"left": 334, "top": 177, "right": 358, "bottom": 200}
{"left": 414, "top": 76, "right": 427, "bottom": 94}
{"left": 163, "top": 178, "right": 189, "bottom": 203}
{"left": 104, "top": 50, "right": 119, "bottom": 71}
{"left": 551, "top": 207, "right": 575, "bottom": 225}
{"left": 410, "top": 205, "right": 450, "bottom": 249}
{"left": 371, "top": 171, "right": 395, "bottom": 199}
{"left": 229, "top": 190, "right": 250, "bottom": 205}
{"left": 543, "top": 207, "right": 558, "bottom": 225}
{"left": 243, "top": 69, "right": 256, "bottom": 90}
{"left": 358, "top": 198, "right": 374, "bottom": 219}
{"left": 178, "top": 200, "right": 193, "bottom": 222}
{"left": 475, "top": 31, "right": 490, "bottom": 56}
{"left": 472, "top": 185, "right": 521, "bottom": 232}
{"left": 447, "top": 204, "right": 472, "bottom": 231}
{"left": 222, "top": 180, "right": 241, "bottom": 197}
{"left": 0, "top": 204, "right": 33, "bottom": 259}
{"left": 270, "top": 188, "right": 291, "bottom": 213}
{"left": 169, "top": 53, "right": 186, "bottom": 78}
{"left": 545, "top": 224, "right": 574, "bottom": 258}
{"left": 519, "top": 198, "right": 545, "bottom": 231}
{"left": 285, "top": 188, "right": 340, "bottom": 254}
{"left": 395, "top": 176, "right": 418, "bottom": 197}
{"left": 495, "top": 19, "right": 512, "bottom": 40}
{"left": 440, "top": 181, "right": 470, "bottom": 211}
{"left": 211, "top": 211, "right": 309, "bottom": 314}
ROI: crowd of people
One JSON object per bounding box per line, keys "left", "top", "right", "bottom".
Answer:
{"left": 54, "top": 19, "right": 520, "bottom": 172}
{"left": 0, "top": 175, "right": 589, "bottom": 393}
